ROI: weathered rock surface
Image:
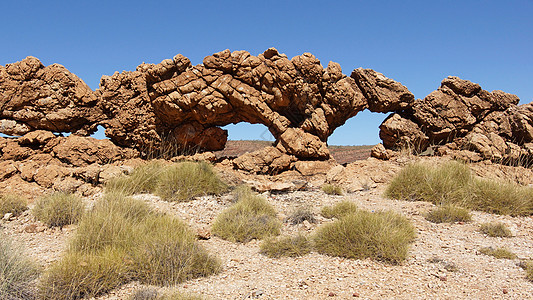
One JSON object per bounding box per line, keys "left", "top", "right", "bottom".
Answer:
{"left": 377, "top": 76, "right": 531, "bottom": 166}
{"left": 0, "top": 56, "right": 102, "bottom": 135}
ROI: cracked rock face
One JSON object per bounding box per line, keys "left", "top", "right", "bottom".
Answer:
{"left": 94, "top": 48, "right": 414, "bottom": 159}
{"left": 0, "top": 56, "right": 102, "bottom": 136}
{"left": 1, "top": 49, "right": 531, "bottom": 176}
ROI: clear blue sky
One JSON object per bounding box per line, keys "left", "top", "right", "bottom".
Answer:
{"left": 1, "top": 1, "right": 531, "bottom": 145}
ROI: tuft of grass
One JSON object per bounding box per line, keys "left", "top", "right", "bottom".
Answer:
{"left": 313, "top": 209, "right": 416, "bottom": 264}
{"left": 286, "top": 207, "right": 316, "bottom": 225}
{"left": 0, "top": 234, "right": 40, "bottom": 300}
{"left": 155, "top": 161, "right": 228, "bottom": 202}
{"left": 212, "top": 186, "right": 281, "bottom": 243}
{"left": 0, "top": 194, "right": 28, "bottom": 217}
{"left": 106, "top": 161, "right": 228, "bottom": 202}
{"left": 386, "top": 160, "right": 533, "bottom": 216}
{"left": 519, "top": 260, "right": 533, "bottom": 282}
{"left": 322, "top": 184, "right": 343, "bottom": 195}
{"left": 32, "top": 192, "right": 84, "bottom": 227}
{"left": 469, "top": 178, "right": 533, "bottom": 216}
{"left": 39, "top": 192, "right": 220, "bottom": 300}
{"left": 479, "top": 247, "right": 517, "bottom": 259}
{"left": 321, "top": 200, "right": 358, "bottom": 219}
{"left": 105, "top": 161, "right": 164, "bottom": 195}
{"left": 479, "top": 222, "right": 512, "bottom": 237}
{"left": 131, "top": 287, "right": 158, "bottom": 300}
{"left": 425, "top": 204, "right": 472, "bottom": 223}
{"left": 157, "top": 290, "right": 205, "bottom": 300}
{"left": 260, "top": 234, "right": 312, "bottom": 258}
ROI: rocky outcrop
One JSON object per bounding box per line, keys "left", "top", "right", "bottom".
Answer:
{"left": 1, "top": 49, "right": 531, "bottom": 182}
{"left": 377, "top": 76, "right": 532, "bottom": 166}
{"left": 0, "top": 56, "right": 102, "bottom": 136}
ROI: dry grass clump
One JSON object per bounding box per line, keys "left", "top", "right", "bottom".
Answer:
{"left": 386, "top": 160, "right": 533, "bottom": 216}
{"left": 32, "top": 192, "right": 84, "bottom": 227}
{"left": 0, "top": 194, "right": 28, "bottom": 217}
{"left": 39, "top": 192, "right": 220, "bottom": 300}
{"left": 286, "top": 206, "right": 316, "bottom": 225}
{"left": 212, "top": 186, "right": 281, "bottom": 243}
{"left": 519, "top": 260, "right": 533, "bottom": 282}
{"left": 155, "top": 161, "right": 228, "bottom": 201}
{"left": 479, "top": 247, "right": 517, "bottom": 259}
{"left": 313, "top": 209, "right": 416, "bottom": 264}
{"left": 425, "top": 204, "right": 472, "bottom": 223}
{"left": 260, "top": 234, "right": 312, "bottom": 258}
{"left": 321, "top": 200, "right": 358, "bottom": 219}
{"left": 106, "top": 161, "right": 227, "bottom": 202}
{"left": 106, "top": 161, "right": 164, "bottom": 195}
{"left": 479, "top": 222, "right": 512, "bottom": 237}
{"left": 0, "top": 234, "right": 39, "bottom": 300}
{"left": 322, "top": 184, "right": 343, "bottom": 195}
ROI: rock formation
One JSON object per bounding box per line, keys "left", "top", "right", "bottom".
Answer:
{"left": 0, "top": 48, "right": 531, "bottom": 193}
{"left": 377, "top": 76, "right": 533, "bottom": 166}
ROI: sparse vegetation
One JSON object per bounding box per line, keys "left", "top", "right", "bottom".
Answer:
{"left": 39, "top": 192, "right": 220, "bottom": 300}
{"left": 0, "top": 234, "right": 39, "bottom": 300}
{"left": 479, "top": 222, "right": 512, "bottom": 237}
{"left": 425, "top": 204, "right": 472, "bottom": 223}
{"left": 32, "top": 192, "right": 84, "bottom": 227}
{"left": 519, "top": 260, "right": 533, "bottom": 282}
{"left": 313, "top": 209, "right": 416, "bottom": 264}
{"left": 322, "top": 184, "right": 343, "bottom": 195}
{"left": 212, "top": 186, "right": 281, "bottom": 243}
{"left": 479, "top": 247, "right": 517, "bottom": 259}
{"left": 286, "top": 206, "right": 316, "bottom": 225}
{"left": 0, "top": 194, "right": 28, "bottom": 217}
{"left": 106, "top": 161, "right": 227, "bottom": 202}
{"left": 386, "top": 160, "right": 533, "bottom": 216}
{"left": 321, "top": 200, "right": 358, "bottom": 219}
{"left": 106, "top": 161, "right": 164, "bottom": 195}
{"left": 155, "top": 161, "right": 228, "bottom": 201}
{"left": 260, "top": 234, "right": 312, "bottom": 258}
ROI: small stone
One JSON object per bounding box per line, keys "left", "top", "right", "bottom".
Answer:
{"left": 502, "top": 288, "right": 508, "bottom": 294}
{"left": 328, "top": 291, "right": 336, "bottom": 297}
{"left": 439, "top": 275, "right": 447, "bottom": 281}
{"left": 3, "top": 213, "right": 13, "bottom": 221}
{"left": 353, "top": 292, "right": 360, "bottom": 297}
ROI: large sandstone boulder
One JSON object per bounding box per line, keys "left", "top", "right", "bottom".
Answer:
{"left": 0, "top": 56, "right": 102, "bottom": 135}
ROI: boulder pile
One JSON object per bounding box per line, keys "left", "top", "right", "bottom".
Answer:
{"left": 0, "top": 48, "right": 532, "bottom": 193}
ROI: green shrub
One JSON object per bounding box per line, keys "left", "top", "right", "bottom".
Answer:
{"left": 106, "top": 161, "right": 227, "bottom": 202}
{"left": 155, "top": 161, "right": 228, "bottom": 201}
{"left": 479, "top": 222, "right": 512, "bottom": 237}
{"left": 32, "top": 192, "right": 84, "bottom": 227}
{"left": 479, "top": 247, "right": 517, "bottom": 259}
{"left": 212, "top": 187, "right": 281, "bottom": 242}
{"left": 321, "top": 200, "right": 358, "bottom": 219}
{"left": 130, "top": 288, "right": 205, "bottom": 300}
{"left": 313, "top": 209, "right": 416, "bottom": 264}
{"left": 0, "top": 234, "right": 39, "bottom": 300}
{"left": 0, "top": 194, "right": 28, "bottom": 217}
{"left": 322, "top": 184, "right": 343, "bottom": 195}
{"left": 386, "top": 160, "right": 533, "bottom": 216}
{"left": 286, "top": 206, "right": 316, "bottom": 225}
{"left": 425, "top": 204, "right": 472, "bottom": 223}
{"left": 39, "top": 193, "right": 220, "bottom": 300}
{"left": 260, "top": 234, "right": 312, "bottom": 258}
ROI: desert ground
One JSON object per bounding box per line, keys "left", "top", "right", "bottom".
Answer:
{"left": 2, "top": 142, "right": 532, "bottom": 300}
